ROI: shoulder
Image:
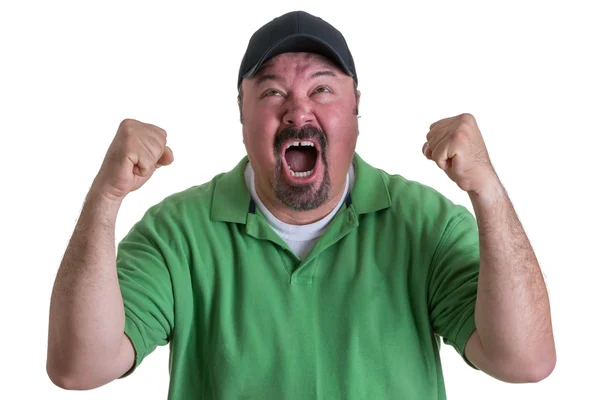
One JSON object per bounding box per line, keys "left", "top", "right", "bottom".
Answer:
{"left": 135, "top": 172, "right": 228, "bottom": 232}
{"left": 367, "top": 168, "right": 476, "bottom": 249}
{"left": 373, "top": 168, "right": 479, "bottom": 261}
{"left": 380, "top": 169, "right": 468, "bottom": 221}
{"left": 352, "top": 153, "right": 472, "bottom": 227}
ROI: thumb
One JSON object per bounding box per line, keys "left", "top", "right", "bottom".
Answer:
{"left": 157, "top": 146, "right": 175, "bottom": 166}
{"left": 422, "top": 142, "right": 432, "bottom": 159}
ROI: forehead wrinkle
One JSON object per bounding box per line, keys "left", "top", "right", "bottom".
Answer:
{"left": 251, "top": 53, "right": 345, "bottom": 89}
{"left": 253, "top": 73, "right": 284, "bottom": 88}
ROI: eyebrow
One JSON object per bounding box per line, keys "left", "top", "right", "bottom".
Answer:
{"left": 254, "top": 73, "right": 282, "bottom": 87}
{"left": 253, "top": 70, "right": 339, "bottom": 88}
{"left": 309, "top": 70, "right": 338, "bottom": 79}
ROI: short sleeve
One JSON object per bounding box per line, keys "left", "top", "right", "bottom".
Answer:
{"left": 427, "top": 207, "right": 480, "bottom": 369}
{"left": 116, "top": 213, "right": 175, "bottom": 378}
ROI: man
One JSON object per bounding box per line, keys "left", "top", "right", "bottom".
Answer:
{"left": 47, "top": 10, "right": 556, "bottom": 399}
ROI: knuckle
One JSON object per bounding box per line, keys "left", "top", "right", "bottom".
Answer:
{"left": 453, "top": 129, "right": 467, "bottom": 141}
{"left": 460, "top": 113, "right": 475, "bottom": 123}
{"left": 120, "top": 125, "right": 136, "bottom": 141}
{"left": 119, "top": 118, "right": 137, "bottom": 131}
{"left": 145, "top": 135, "right": 162, "bottom": 157}
{"left": 156, "top": 132, "right": 167, "bottom": 147}
{"left": 136, "top": 136, "right": 162, "bottom": 163}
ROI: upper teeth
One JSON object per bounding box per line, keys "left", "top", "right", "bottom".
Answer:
{"left": 285, "top": 141, "right": 314, "bottom": 150}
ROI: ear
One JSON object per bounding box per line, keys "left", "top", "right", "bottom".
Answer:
{"left": 237, "top": 81, "right": 245, "bottom": 124}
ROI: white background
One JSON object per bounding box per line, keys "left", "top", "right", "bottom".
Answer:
{"left": 1, "top": 0, "right": 598, "bottom": 398}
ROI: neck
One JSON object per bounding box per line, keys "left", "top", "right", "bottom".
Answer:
{"left": 254, "top": 182, "right": 347, "bottom": 225}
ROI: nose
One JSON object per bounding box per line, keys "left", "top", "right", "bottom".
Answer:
{"left": 282, "top": 95, "right": 314, "bottom": 127}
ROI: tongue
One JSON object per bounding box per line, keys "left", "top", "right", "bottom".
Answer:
{"left": 285, "top": 149, "right": 312, "bottom": 172}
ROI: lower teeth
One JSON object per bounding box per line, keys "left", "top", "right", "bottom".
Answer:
{"left": 289, "top": 168, "right": 313, "bottom": 177}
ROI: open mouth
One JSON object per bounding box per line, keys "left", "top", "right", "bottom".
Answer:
{"left": 284, "top": 140, "right": 319, "bottom": 178}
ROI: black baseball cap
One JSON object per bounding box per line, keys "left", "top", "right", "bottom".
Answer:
{"left": 237, "top": 11, "right": 357, "bottom": 89}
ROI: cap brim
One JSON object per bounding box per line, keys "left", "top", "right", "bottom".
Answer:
{"left": 242, "top": 34, "right": 355, "bottom": 81}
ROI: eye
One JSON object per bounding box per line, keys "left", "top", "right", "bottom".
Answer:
{"left": 313, "top": 86, "right": 331, "bottom": 94}
{"left": 263, "top": 89, "right": 283, "bottom": 98}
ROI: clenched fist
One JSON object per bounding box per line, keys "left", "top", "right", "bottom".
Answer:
{"left": 92, "top": 119, "right": 174, "bottom": 202}
{"left": 422, "top": 113, "right": 498, "bottom": 195}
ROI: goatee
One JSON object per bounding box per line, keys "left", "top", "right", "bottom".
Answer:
{"left": 273, "top": 125, "right": 330, "bottom": 211}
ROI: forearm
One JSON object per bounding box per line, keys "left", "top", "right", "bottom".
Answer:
{"left": 47, "top": 186, "right": 126, "bottom": 381}
{"left": 469, "top": 178, "right": 555, "bottom": 370}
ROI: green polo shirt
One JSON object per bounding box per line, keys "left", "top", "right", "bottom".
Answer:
{"left": 117, "top": 153, "right": 480, "bottom": 399}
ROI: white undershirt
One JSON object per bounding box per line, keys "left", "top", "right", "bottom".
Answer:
{"left": 244, "top": 162, "right": 355, "bottom": 260}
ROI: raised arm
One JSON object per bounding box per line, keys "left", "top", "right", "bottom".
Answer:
{"left": 46, "top": 119, "right": 174, "bottom": 389}
{"left": 423, "top": 113, "right": 555, "bottom": 382}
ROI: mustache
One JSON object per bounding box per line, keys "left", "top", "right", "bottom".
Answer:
{"left": 274, "top": 125, "right": 328, "bottom": 155}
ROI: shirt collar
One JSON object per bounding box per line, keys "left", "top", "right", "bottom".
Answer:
{"left": 350, "top": 153, "right": 391, "bottom": 214}
{"left": 210, "top": 153, "right": 391, "bottom": 223}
